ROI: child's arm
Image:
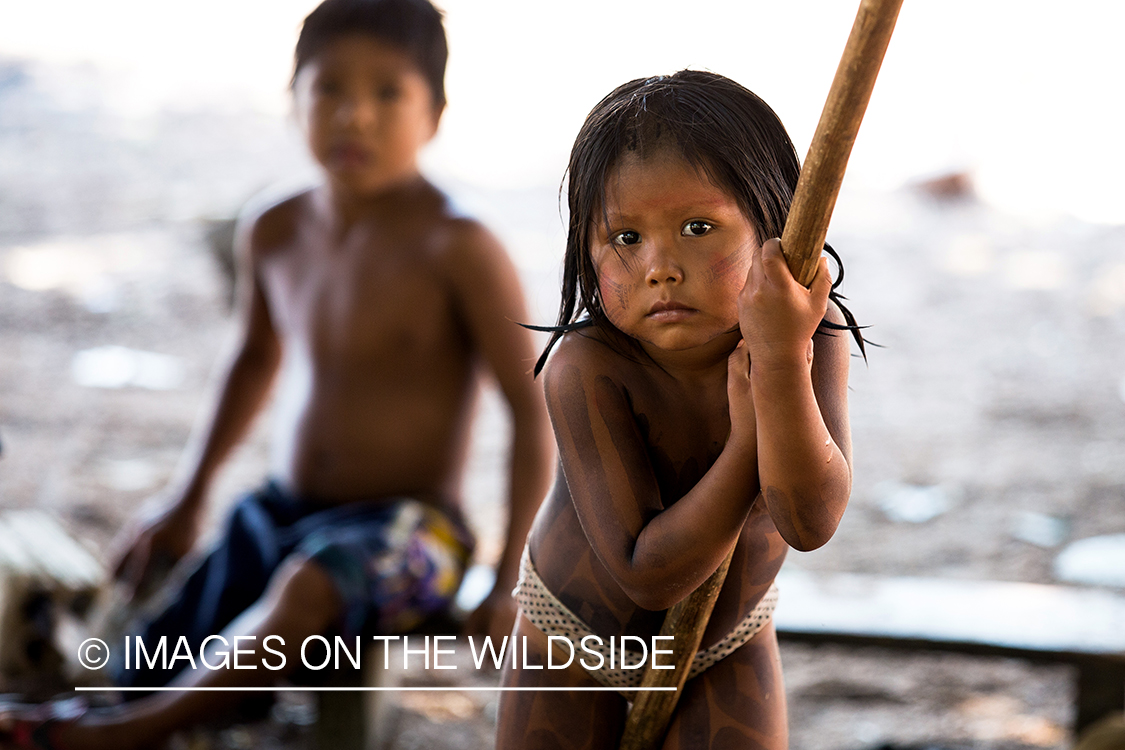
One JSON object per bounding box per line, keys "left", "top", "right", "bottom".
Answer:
{"left": 442, "top": 221, "right": 555, "bottom": 641}
{"left": 542, "top": 241, "right": 850, "bottom": 611}
{"left": 112, "top": 209, "right": 282, "bottom": 594}
{"left": 737, "top": 238, "right": 852, "bottom": 552}
{"left": 543, "top": 343, "right": 765, "bottom": 611}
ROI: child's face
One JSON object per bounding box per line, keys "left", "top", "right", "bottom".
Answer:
{"left": 591, "top": 149, "right": 758, "bottom": 356}
{"left": 293, "top": 35, "right": 441, "bottom": 195}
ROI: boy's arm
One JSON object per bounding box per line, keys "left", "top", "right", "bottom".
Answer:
{"left": 443, "top": 221, "right": 555, "bottom": 640}
{"left": 113, "top": 211, "right": 282, "bottom": 594}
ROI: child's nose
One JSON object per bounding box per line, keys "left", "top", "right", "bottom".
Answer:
{"left": 337, "top": 97, "right": 378, "bottom": 130}
{"left": 645, "top": 245, "right": 684, "bottom": 286}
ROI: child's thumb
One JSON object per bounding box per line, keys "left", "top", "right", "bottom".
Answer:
{"left": 810, "top": 255, "right": 832, "bottom": 308}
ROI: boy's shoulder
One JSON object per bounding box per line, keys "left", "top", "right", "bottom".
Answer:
{"left": 412, "top": 190, "right": 516, "bottom": 286}
{"left": 430, "top": 212, "right": 500, "bottom": 259}
{"left": 235, "top": 187, "right": 316, "bottom": 258}
{"left": 230, "top": 180, "right": 507, "bottom": 277}
{"left": 423, "top": 192, "right": 505, "bottom": 262}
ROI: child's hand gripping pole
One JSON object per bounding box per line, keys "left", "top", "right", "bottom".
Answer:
{"left": 618, "top": 1, "right": 903, "bottom": 747}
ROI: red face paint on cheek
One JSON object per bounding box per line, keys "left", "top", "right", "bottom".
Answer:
{"left": 600, "top": 275, "right": 632, "bottom": 315}
{"left": 592, "top": 242, "right": 637, "bottom": 319}
{"left": 709, "top": 245, "right": 751, "bottom": 284}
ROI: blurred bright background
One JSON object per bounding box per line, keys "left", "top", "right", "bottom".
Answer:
{"left": 3, "top": 0, "right": 1125, "bottom": 222}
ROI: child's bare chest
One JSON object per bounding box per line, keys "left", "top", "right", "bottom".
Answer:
{"left": 626, "top": 378, "right": 732, "bottom": 502}
{"left": 260, "top": 231, "right": 459, "bottom": 362}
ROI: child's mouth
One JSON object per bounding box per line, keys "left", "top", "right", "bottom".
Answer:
{"left": 329, "top": 144, "right": 372, "bottom": 169}
{"left": 646, "top": 301, "right": 696, "bottom": 321}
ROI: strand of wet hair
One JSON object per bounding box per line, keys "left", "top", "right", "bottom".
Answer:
{"left": 819, "top": 242, "right": 873, "bottom": 361}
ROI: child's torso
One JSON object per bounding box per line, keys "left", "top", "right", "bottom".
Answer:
{"left": 530, "top": 334, "right": 787, "bottom": 648}
{"left": 254, "top": 188, "right": 478, "bottom": 507}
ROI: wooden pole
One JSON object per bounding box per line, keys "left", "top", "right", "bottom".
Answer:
{"left": 783, "top": 0, "right": 905, "bottom": 286}
{"left": 618, "top": 549, "right": 734, "bottom": 750}
{"left": 618, "top": 1, "right": 903, "bottom": 747}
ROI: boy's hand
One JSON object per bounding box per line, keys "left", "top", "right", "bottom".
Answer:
{"left": 110, "top": 494, "right": 202, "bottom": 602}
{"left": 463, "top": 588, "right": 518, "bottom": 644}
{"left": 738, "top": 238, "right": 832, "bottom": 370}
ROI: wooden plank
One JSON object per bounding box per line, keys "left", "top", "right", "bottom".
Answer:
{"left": 773, "top": 569, "right": 1125, "bottom": 737}
{"left": 773, "top": 569, "right": 1125, "bottom": 656}
{"left": 316, "top": 690, "right": 366, "bottom": 750}
{"left": 0, "top": 511, "right": 103, "bottom": 593}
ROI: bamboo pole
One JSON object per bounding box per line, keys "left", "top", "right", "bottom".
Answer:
{"left": 618, "top": 1, "right": 903, "bottom": 747}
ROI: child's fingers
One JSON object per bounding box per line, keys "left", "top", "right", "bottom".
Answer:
{"left": 759, "top": 238, "right": 790, "bottom": 284}
{"left": 726, "top": 340, "right": 755, "bottom": 438}
{"left": 810, "top": 255, "right": 833, "bottom": 310}
{"left": 727, "top": 339, "right": 749, "bottom": 382}
{"left": 744, "top": 237, "right": 764, "bottom": 287}
{"left": 743, "top": 238, "right": 783, "bottom": 296}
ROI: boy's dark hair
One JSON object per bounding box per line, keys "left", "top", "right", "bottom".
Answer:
{"left": 533, "top": 70, "right": 865, "bottom": 375}
{"left": 293, "top": 0, "right": 448, "bottom": 108}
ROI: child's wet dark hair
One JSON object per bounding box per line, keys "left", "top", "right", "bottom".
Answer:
{"left": 533, "top": 70, "right": 865, "bottom": 375}
{"left": 293, "top": 0, "right": 448, "bottom": 108}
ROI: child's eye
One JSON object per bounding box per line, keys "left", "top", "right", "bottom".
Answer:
{"left": 681, "top": 221, "right": 713, "bottom": 237}
{"left": 612, "top": 231, "right": 641, "bottom": 247}
{"left": 316, "top": 80, "right": 342, "bottom": 96}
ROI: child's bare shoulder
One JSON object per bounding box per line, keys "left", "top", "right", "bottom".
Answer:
{"left": 824, "top": 297, "right": 847, "bottom": 327}
{"left": 421, "top": 201, "right": 526, "bottom": 308}
{"left": 426, "top": 204, "right": 508, "bottom": 270}
{"left": 234, "top": 188, "right": 315, "bottom": 260}
{"left": 542, "top": 328, "right": 641, "bottom": 396}
{"left": 815, "top": 298, "right": 853, "bottom": 363}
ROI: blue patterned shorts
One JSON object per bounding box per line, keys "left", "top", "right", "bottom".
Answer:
{"left": 116, "top": 481, "right": 474, "bottom": 688}
{"left": 301, "top": 496, "right": 475, "bottom": 636}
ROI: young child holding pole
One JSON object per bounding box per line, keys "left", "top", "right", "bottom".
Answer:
{"left": 496, "top": 70, "right": 864, "bottom": 749}
{"left": 0, "top": 0, "right": 553, "bottom": 747}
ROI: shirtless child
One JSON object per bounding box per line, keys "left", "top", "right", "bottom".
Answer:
{"left": 496, "top": 72, "right": 858, "bottom": 749}
{"left": 0, "top": 1, "right": 553, "bottom": 747}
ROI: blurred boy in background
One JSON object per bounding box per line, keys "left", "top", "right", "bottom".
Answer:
{"left": 0, "top": 0, "right": 553, "bottom": 747}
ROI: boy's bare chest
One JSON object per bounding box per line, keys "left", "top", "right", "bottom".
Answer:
{"left": 260, "top": 237, "right": 458, "bottom": 359}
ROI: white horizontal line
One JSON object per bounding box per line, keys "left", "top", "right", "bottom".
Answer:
{"left": 75, "top": 686, "right": 677, "bottom": 692}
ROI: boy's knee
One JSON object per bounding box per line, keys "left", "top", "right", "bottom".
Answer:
{"left": 267, "top": 555, "right": 342, "bottom": 629}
